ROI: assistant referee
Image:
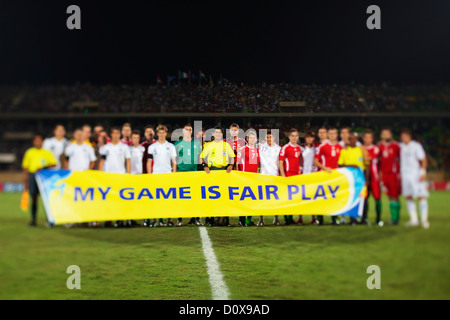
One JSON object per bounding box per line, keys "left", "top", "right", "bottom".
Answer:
{"left": 22, "top": 134, "right": 57, "bottom": 226}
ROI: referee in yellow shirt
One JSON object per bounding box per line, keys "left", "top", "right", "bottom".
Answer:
{"left": 201, "top": 127, "right": 235, "bottom": 226}
{"left": 22, "top": 134, "right": 57, "bottom": 226}
{"left": 338, "top": 132, "right": 369, "bottom": 225}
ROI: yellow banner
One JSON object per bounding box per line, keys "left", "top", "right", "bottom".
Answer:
{"left": 36, "top": 168, "right": 365, "bottom": 225}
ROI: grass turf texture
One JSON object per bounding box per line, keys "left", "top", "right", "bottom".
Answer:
{"left": 0, "top": 192, "right": 449, "bottom": 300}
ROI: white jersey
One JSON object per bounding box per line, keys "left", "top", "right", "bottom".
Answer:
{"left": 339, "top": 140, "right": 361, "bottom": 148}
{"left": 400, "top": 140, "right": 428, "bottom": 198}
{"left": 148, "top": 141, "right": 177, "bottom": 174}
{"left": 43, "top": 137, "right": 68, "bottom": 169}
{"left": 400, "top": 141, "right": 426, "bottom": 175}
{"left": 99, "top": 142, "right": 131, "bottom": 174}
{"left": 64, "top": 142, "right": 97, "bottom": 171}
{"left": 259, "top": 143, "right": 281, "bottom": 176}
{"left": 129, "top": 145, "right": 145, "bottom": 175}
{"left": 301, "top": 145, "right": 318, "bottom": 174}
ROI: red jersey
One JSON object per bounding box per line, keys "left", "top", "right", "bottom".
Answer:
{"left": 120, "top": 138, "right": 133, "bottom": 146}
{"left": 378, "top": 141, "right": 400, "bottom": 174}
{"left": 141, "top": 139, "right": 156, "bottom": 174}
{"left": 237, "top": 146, "right": 260, "bottom": 173}
{"left": 314, "top": 142, "right": 342, "bottom": 170}
{"left": 279, "top": 143, "right": 303, "bottom": 175}
{"left": 365, "top": 144, "right": 380, "bottom": 178}
{"left": 224, "top": 138, "right": 247, "bottom": 156}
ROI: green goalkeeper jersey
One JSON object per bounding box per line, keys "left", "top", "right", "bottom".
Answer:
{"left": 175, "top": 139, "right": 202, "bottom": 172}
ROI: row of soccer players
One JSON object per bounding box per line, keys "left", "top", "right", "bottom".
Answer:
{"left": 39, "top": 122, "right": 430, "bottom": 229}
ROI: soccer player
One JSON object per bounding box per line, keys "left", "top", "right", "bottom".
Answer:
{"left": 259, "top": 130, "right": 282, "bottom": 225}
{"left": 362, "top": 130, "right": 383, "bottom": 226}
{"left": 99, "top": 127, "right": 131, "bottom": 228}
{"left": 174, "top": 124, "right": 203, "bottom": 227}
{"left": 130, "top": 131, "right": 145, "bottom": 175}
{"left": 338, "top": 132, "right": 369, "bottom": 225}
{"left": 81, "top": 124, "right": 94, "bottom": 146}
{"left": 201, "top": 126, "right": 235, "bottom": 227}
{"left": 400, "top": 129, "right": 430, "bottom": 229}
{"left": 141, "top": 125, "right": 156, "bottom": 174}
{"left": 147, "top": 125, "right": 177, "bottom": 227}
{"left": 314, "top": 127, "right": 342, "bottom": 225}
{"left": 237, "top": 130, "right": 260, "bottom": 226}
{"left": 43, "top": 124, "right": 68, "bottom": 169}
{"left": 301, "top": 132, "right": 319, "bottom": 225}
{"left": 378, "top": 128, "right": 401, "bottom": 225}
{"left": 317, "top": 126, "right": 328, "bottom": 146}
{"left": 225, "top": 123, "right": 246, "bottom": 153}
{"left": 22, "top": 134, "right": 57, "bottom": 226}
{"left": 121, "top": 123, "right": 133, "bottom": 146}
{"left": 279, "top": 129, "right": 303, "bottom": 225}
{"left": 64, "top": 129, "right": 97, "bottom": 171}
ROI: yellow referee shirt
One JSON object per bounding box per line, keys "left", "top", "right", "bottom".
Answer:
{"left": 201, "top": 141, "right": 235, "bottom": 168}
{"left": 22, "top": 148, "right": 57, "bottom": 173}
{"left": 338, "top": 146, "right": 365, "bottom": 170}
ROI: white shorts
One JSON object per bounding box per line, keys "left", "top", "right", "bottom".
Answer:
{"left": 401, "top": 173, "right": 429, "bottom": 199}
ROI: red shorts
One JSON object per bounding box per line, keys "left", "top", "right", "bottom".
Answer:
{"left": 382, "top": 172, "right": 401, "bottom": 198}
{"left": 367, "top": 175, "right": 381, "bottom": 201}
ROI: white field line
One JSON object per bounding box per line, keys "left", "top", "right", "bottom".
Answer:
{"left": 199, "top": 227, "right": 230, "bottom": 300}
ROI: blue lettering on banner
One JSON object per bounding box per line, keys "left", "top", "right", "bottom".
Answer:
{"left": 98, "top": 187, "right": 111, "bottom": 200}
{"left": 138, "top": 188, "right": 154, "bottom": 200}
{"left": 328, "top": 185, "right": 340, "bottom": 198}
{"left": 120, "top": 188, "right": 134, "bottom": 200}
{"left": 156, "top": 188, "right": 176, "bottom": 200}
{"left": 313, "top": 185, "right": 327, "bottom": 200}
{"left": 240, "top": 186, "right": 257, "bottom": 201}
{"left": 288, "top": 185, "right": 300, "bottom": 200}
{"left": 74, "top": 187, "right": 94, "bottom": 201}
{"left": 179, "top": 187, "right": 191, "bottom": 199}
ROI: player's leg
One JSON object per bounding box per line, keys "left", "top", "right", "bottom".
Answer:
{"left": 246, "top": 216, "right": 255, "bottom": 227}
{"left": 296, "top": 215, "right": 303, "bottom": 225}
{"left": 239, "top": 216, "right": 246, "bottom": 227}
{"left": 28, "top": 173, "right": 38, "bottom": 226}
{"left": 273, "top": 215, "right": 281, "bottom": 226}
{"left": 257, "top": 215, "right": 264, "bottom": 226}
{"left": 385, "top": 173, "right": 401, "bottom": 225}
{"left": 403, "top": 176, "right": 419, "bottom": 226}
{"left": 417, "top": 180, "right": 430, "bottom": 229}
{"left": 372, "top": 179, "right": 383, "bottom": 225}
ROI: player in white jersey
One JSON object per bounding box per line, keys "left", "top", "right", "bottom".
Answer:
{"left": 99, "top": 127, "right": 131, "bottom": 228}
{"left": 400, "top": 128, "right": 430, "bottom": 229}
{"left": 64, "top": 129, "right": 97, "bottom": 171}
{"left": 147, "top": 125, "right": 177, "bottom": 227}
{"left": 129, "top": 131, "right": 145, "bottom": 175}
{"left": 43, "top": 124, "right": 68, "bottom": 169}
{"left": 301, "top": 132, "right": 319, "bottom": 225}
{"left": 98, "top": 127, "right": 131, "bottom": 174}
{"left": 259, "top": 130, "right": 282, "bottom": 225}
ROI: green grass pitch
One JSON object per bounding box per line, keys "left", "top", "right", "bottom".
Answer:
{"left": 0, "top": 192, "right": 449, "bottom": 300}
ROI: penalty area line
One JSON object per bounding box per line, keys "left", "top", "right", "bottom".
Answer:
{"left": 199, "top": 227, "right": 230, "bottom": 300}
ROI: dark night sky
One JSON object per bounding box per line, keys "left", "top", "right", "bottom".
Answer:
{"left": 0, "top": 0, "right": 449, "bottom": 85}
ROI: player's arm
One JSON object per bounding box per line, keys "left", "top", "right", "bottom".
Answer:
{"left": 279, "top": 159, "right": 286, "bottom": 177}
{"left": 314, "top": 158, "right": 332, "bottom": 173}
{"left": 226, "top": 144, "right": 235, "bottom": 173}
{"left": 172, "top": 158, "right": 177, "bottom": 173}
{"left": 89, "top": 147, "right": 97, "bottom": 170}
{"left": 125, "top": 159, "right": 131, "bottom": 174}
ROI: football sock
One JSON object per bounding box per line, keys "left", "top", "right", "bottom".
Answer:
{"left": 246, "top": 217, "right": 252, "bottom": 226}
{"left": 31, "top": 200, "right": 37, "bottom": 223}
{"left": 406, "top": 200, "right": 418, "bottom": 224}
{"left": 390, "top": 201, "right": 400, "bottom": 223}
{"left": 375, "top": 201, "right": 382, "bottom": 223}
{"left": 419, "top": 199, "right": 429, "bottom": 224}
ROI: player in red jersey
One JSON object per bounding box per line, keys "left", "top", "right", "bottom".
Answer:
{"left": 362, "top": 130, "right": 383, "bottom": 226}
{"left": 378, "top": 128, "right": 401, "bottom": 225}
{"left": 279, "top": 129, "right": 303, "bottom": 225}
{"left": 237, "top": 130, "right": 260, "bottom": 226}
{"left": 316, "top": 126, "right": 328, "bottom": 147}
{"left": 225, "top": 123, "right": 247, "bottom": 226}
{"left": 314, "top": 127, "right": 342, "bottom": 225}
